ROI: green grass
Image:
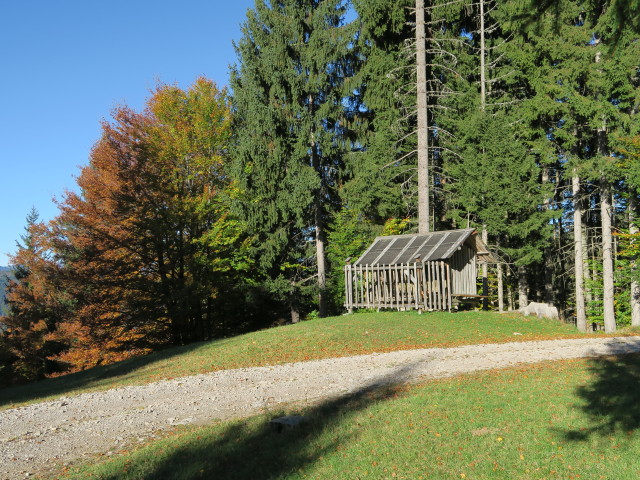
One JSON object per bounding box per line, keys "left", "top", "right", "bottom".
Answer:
{"left": 0, "top": 310, "right": 599, "bottom": 409}
{"left": 59, "top": 353, "right": 640, "bottom": 480}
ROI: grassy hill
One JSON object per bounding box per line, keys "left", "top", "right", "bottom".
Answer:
{"left": 0, "top": 310, "right": 591, "bottom": 409}
{"left": 65, "top": 355, "right": 640, "bottom": 480}
{"left": 26, "top": 310, "right": 633, "bottom": 480}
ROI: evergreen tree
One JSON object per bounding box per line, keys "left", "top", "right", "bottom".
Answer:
{"left": 500, "top": 0, "right": 640, "bottom": 327}
{"left": 446, "top": 112, "right": 550, "bottom": 296}
{"left": 2, "top": 209, "right": 69, "bottom": 382}
{"left": 230, "top": 0, "right": 359, "bottom": 319}
{"left": 346, "top": 0, "right": 414, "bottom": 221}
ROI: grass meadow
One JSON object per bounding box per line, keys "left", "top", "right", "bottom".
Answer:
{"left": 60, "top": 354, "right": 640, "bottom": 479}
{"left": 0, "top": 310, "right": 590, "bottom": 409}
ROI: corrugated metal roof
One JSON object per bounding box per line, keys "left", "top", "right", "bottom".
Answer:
{"left": 355, "top": 229, "right": 479, "bottom": 265}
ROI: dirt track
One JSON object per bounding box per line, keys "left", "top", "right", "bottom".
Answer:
{"left": 1, "top": 336, "right": 640, "bottom": 479}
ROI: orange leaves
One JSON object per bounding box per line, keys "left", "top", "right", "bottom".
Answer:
{"left": 7, "top": 77, "right": 241, "bottom": 375}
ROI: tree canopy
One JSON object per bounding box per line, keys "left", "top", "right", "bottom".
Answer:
{"left": 2, "top": 0, "right": 640, "bottom": 383}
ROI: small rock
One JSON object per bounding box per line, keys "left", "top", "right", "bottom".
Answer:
{"left": 520, "top": 302, "right": 559, "bottom": 320}
{"left": 269, "top": 415, "right": 308, "bottom": 433}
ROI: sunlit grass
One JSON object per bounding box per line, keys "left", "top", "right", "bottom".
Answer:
{"left": 60, "top": 354, "right": 640, "bottom": 479}
{"left": 0, "top": 310, "right": 597, "bottom": 409}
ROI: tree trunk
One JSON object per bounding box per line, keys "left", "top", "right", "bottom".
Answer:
{"left": 600, "top": 177, "right": 616, "bottom": 332}
{"left": 542, "top": 166, "right": 554, "bottom": 304}
{"left": 518, "top": 265, "right": 528, "bottom": 309}
{"left": 479, "top": 0, "right": 487, "bottom": 111}
{"left": 594, "top": 42, "right": 615, "bottom": 332}
{"left": 309, "top": 94, "right": 327, "bottom": 318}
{"left": 291, "top": 304, "right": 300, "bottom": 324}
{"left": 573, "top": 174, "right": 588, "bottom": 332}
{"left": 416, "top": 0, "right": 429, "bottom": 233}
{"left": 630, "top": 196, "right": 640, "bottom": 326}
{"left": 315, "top": 204, "right": 328, "bottom": 318}
{"left": 482, "top": 226, "right": 489, "bottom": 310}
{"left": 506, "top": 267, "right": 514, "bottom": 311}
{"left": 497, "top": 262, "right": 504, "bottom": 312}
{"left": 583, "top": 222, "right": 593, "bottom": 307}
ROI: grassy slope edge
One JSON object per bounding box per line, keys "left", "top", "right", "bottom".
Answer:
{"left": 0, "top": 310, "right": 619, "bottom": 409}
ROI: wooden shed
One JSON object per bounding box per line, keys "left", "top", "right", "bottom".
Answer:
{"left": 344, "top": 229, "right": 494, "bottom": 312}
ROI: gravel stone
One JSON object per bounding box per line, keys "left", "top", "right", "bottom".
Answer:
{"left": 1, "top": 336, "right": 639, "bottom": 479}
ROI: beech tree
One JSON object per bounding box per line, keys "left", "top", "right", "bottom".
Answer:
{"left": 47, "top": 79, "right": 244, "bottom": 369}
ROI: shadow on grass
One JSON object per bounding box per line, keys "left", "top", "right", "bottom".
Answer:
{"left": 0, "top": 339, "right": 226, "bottom": 408}
{"left": 563, "top": 349, "right": 640, "bottom": 441}
{"left": 83, "top": 363, "right": 421, "bottom": 480}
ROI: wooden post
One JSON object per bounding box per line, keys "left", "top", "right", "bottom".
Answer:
{"left": 358, "top": 264, "right": 363, "bottom": 307}
{"left": 344, "top": 265, "right": 350, "bottom": 311}
{"left": 380, "top": 266, "right": 385, "bottom": 307}
{"left": 400, "top": 264, "right": 405, "bottom": 308}
{"left": 421, "top": 261, "right": 428, "bottom": 310}
{"left": 368, "top": 264, "right": 373, "bottom": 308}
{"left": 376, "top": 266, "right": 381, "bottom": 310}
{"left": 364, "top": 264, "right": 368, "bottom": 308}
{"left": 440, "top": 261, "right": 447, "bottom": 310}
{"left": 428, "top": 261, "right": 435, "bottom": 310}
{"left": 399, "top": 264, "right": 404, "bottom": 310}
{"left": 395, "top": 264, "right": 401, "bottom": 311}
{"left": 436, "top": 261, "right": 440, "bottom": 309}
{"left": 389, "top": 265, "right": 398, "bottom": 308}
{"left": 415, "top": 263, "right": 420, "bottom": 310}
{"left": 446, "top": 262, "right": 452, "bottom": 311}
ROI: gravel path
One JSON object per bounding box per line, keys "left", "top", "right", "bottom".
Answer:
{"left": 2, "top": 336, "right": 640, "bottom": 479}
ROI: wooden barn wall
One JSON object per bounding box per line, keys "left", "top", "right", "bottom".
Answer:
{"left": 450, "top": 245, "right": 477, "bottom": 295}
{"left": 343, "top": 261, "right": 452, "bottom": 311}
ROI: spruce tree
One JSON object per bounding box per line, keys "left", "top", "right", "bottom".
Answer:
{"left": 230, "top": 0, "right": 358, "bottom": 319}
{"left": 501, "top": 0, "right": 640, "bottom": 327}
{"left": 346, "top": 0, "right": 413, "bottom": 221}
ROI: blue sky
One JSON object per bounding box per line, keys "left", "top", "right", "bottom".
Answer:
{"left": 0, "top": 0, "right": 255, "bottom": 265}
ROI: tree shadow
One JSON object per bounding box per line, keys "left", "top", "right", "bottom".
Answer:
{"left": 0, "top": 339, "right": 222, "bottom": 408}
{"left": 90, "top": 362, "right": 424, "bottom": 480}
{"left": 562, "top": 348, "right": 640, "bottom": 442}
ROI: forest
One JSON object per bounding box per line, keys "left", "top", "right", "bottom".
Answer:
{"left": 1, "top": 0, "right": 639, "bottom": 385}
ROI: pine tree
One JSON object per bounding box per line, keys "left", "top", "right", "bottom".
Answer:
{"left": 230, "top": 0, "right": 358, "bottom": 319}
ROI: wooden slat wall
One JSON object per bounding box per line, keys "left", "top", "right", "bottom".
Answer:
{"left": 344, "top": 261, "right": 452, "bottom": 311}
{"left": 450, "top": 245, "right": 477, "bottom": 295}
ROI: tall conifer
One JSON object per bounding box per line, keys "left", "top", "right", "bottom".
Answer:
{"left": 230, "top": 0, "right": 358, "bottom": 319}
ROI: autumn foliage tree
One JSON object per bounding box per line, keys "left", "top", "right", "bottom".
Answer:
{"left": 1, "top": 209, "right": 70, "bottom": 383}
{"left": 2, "top": 79, "right": 252, "bottom": 373}
{"left": 52, "top": 78, "right": 247, "bottom": 369}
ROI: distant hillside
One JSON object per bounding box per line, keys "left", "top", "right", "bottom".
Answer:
{"left": 0, "top": 266, "right": 14, "bottom": 315}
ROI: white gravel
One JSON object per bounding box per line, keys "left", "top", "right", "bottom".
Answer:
{"left": 1, "top": 336, "right": 639, "bottom": 479}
